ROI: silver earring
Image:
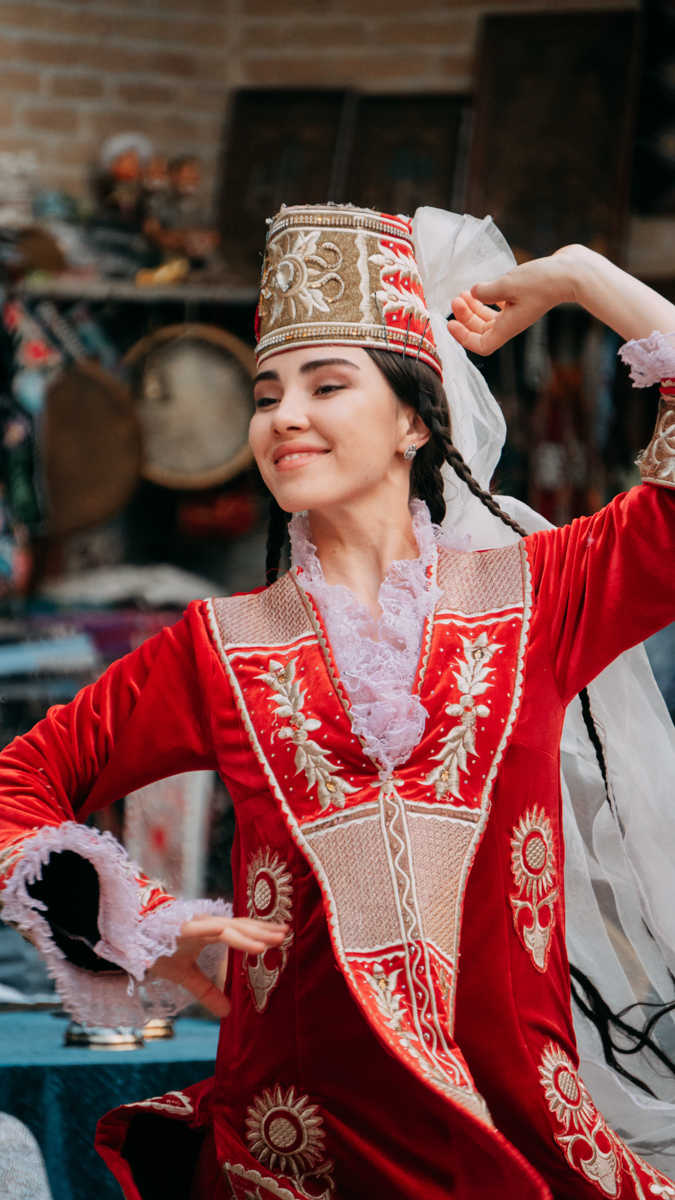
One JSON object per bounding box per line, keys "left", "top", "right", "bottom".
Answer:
{"left": 403, "top": 444, "right": 417, "bottom": 461}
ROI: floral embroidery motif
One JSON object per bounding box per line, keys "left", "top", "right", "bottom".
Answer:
{"left": 245, "top": 1086, "right": 334, "bottom": 1198}
{"left": 509, "top": 806, "right": 558, "bottom": 972}
{"left": 426, "top": 632, "right": 499, "bottom": 800}
{"left": 637, "top": 396, "right": 675, "bottom": 486}
{"left": 539, "top": 1043, "right": 619, "bottom": 1196}
{"left": 245, "top": 849, "right": 294, "bottom": 1013}
{"left": 369, "top": 242, "right": 428, "bottom": 321}
{"left": 259, "top": 231, "right": 344, "bottom": 324}
{"left": 259, "top": 659, "right": 356, "bottom": 810}
{"left": 367, "top": 963, "right": 405, "bottom": 1031}
{"left": 540, "top": 1042, "right": 675, "bottom": 1197}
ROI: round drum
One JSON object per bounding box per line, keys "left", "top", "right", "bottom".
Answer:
{"left": 124, "top": 324, "right": 254, "bottom": 490}
{"left": 44, "top": 359, "right": 141, "bottom": 537}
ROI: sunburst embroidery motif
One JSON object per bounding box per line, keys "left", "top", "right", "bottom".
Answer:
{"left": 245, "top": 1085, "right": 332, "bottom": 1181}
{"left": 245, "top": 849, "right": 294, "bottom": 1013}
{"left": 539, "top": 1042, "right": 619, "bottom": 1196}
{"left": 509, "top": 806, "right": 558, "bottom": 971}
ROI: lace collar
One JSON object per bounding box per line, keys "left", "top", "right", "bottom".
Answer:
{"left": 288, "top": 500, "right": 441, "bottom": 773}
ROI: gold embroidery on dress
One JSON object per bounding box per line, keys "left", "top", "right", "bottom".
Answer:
{"left": 245, "top": 1085, "right": 335, "bottom": 1199}
{"left": 539, "top": 1041, "right": 675, "bottom": 1197}
{"left": 245, "top": 849, "right": 294, "bottom": 1013}
{"left": 509, "top": 806, "right": 558, "bottom": 972}
{"left": 368, "top": 962, "right": 405, "bottom": 1030}
{"left": 637, "top": 396, "right": 675, "bottom": 487}
{"left": 540, "top": 1043, "right": 619, "bottom": 1195}
{"left": 259, "top": 659, "right": 356, "bottom": 810}
{"left": 425, "top": 632, "right": 499, "bottom": 800}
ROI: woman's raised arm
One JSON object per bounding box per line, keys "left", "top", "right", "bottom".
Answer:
{"left": 448, "top": 244, "right": 675, "bottom": 354}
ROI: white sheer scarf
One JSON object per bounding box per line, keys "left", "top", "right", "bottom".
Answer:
{"left": 411, "top": 207, "right": 675, "bottom": 1172}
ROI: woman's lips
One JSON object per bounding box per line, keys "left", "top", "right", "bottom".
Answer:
{"left": 273, "top": 449, "right": 329, "bottom": 471}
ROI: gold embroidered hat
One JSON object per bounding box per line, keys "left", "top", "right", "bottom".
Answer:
{"left": 255, "top": 204, "right": 442, "bottom": 378}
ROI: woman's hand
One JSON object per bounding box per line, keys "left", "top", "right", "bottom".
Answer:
{"left": 146, "top": 914, "right": 288, "bottom": 1018}
{"left": 448, "top": 250, "right": 577, "bottom": 356}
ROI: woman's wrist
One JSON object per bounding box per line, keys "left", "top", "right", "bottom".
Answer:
{"left": 551, "top": 244, "right": 596, "bottom": 307}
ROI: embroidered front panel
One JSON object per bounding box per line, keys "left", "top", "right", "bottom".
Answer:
{"left": 637, "top": 390, "right": 675, "bottom": 487}
{"left": 539, "top": 1042, "right": 675, "bottom": 1198}
{"left": 509, "top": 807, "right": 558, "bottom": 972}
{"left": 245, "top": 1086, "right": 335, "bottom": 1199}
{"left": 245, "top": 849, "right": 294, "bottom": 1013}
{"left": 207, "top": 543, "right": 532, "bottom": 1128}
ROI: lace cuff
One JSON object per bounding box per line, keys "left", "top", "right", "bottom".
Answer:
{"left": 0, "top": 822, "right": 231, "bottom": 1026}
{"left": 636, "top": 383, "right": 675, "bottom": 488}
{"left": 618, "top": 330, "right": 675, "bottom": 388}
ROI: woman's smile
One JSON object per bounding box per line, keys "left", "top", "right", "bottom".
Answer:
{"left": 273, "top": 442, "right": 331, "bottom": 471}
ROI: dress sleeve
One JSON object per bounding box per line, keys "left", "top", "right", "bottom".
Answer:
{"left": 0, "top": 600, "right": 233, "bottom": 1026}
{"left": 527, "top": 378, "right": 675, "bottom": 707}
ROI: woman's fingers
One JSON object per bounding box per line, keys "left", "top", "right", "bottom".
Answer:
{"left": 176, "top": 915, "right": 289, "bottom": 958}
{"left": 180, "top": 915, "right": 287, "bottom": 943}
{"left": 452, "top": 293, "right": 487, "bottom": 333}
{"left": 462, "top": 290, "right": 505, "bottom": 322}
{"left": 448, "top": 320, "right": 500, "bottom": 356}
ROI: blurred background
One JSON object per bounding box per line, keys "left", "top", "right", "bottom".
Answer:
{"left": 0, "top": 2, "right": 673, "bottom": 1195}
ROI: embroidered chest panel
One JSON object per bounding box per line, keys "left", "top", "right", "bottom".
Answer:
{"left": 207, "top": 545, "right": 531, "bottom": 1125}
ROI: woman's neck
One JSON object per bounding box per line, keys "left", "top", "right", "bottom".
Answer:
{"left": 304, "top": 494, "right": 420, "bottom": 617}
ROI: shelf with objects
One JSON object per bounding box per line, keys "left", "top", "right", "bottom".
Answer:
{"left": 0, "top": 137, "right": 262, "bottom": 1045}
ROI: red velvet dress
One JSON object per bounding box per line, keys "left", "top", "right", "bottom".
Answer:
{"left": 1, "top": 481, "right": 674, "bottom": 1200}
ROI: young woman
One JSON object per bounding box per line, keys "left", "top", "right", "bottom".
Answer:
{"left": 0, "top": 205, "right": 674, "bottom": 1200}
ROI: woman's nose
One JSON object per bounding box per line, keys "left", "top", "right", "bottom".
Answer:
{"left": 271, "top": 392, "right": 310, "bottom": 432}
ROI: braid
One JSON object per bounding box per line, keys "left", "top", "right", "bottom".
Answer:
{"left": 418, "top": 396, "right": 528, "bottom": 539}
{"left": 265, "top": 497, "right": 290, "bottom": 585}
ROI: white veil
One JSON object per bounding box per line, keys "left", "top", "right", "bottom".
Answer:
{"left": 412, "top": 207, "right": 675, "bottom": 1172}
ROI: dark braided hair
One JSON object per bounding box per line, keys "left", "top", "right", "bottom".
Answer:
{"left": 261, "top": 344, "right": 675, "bottom": 1093}
{"left": 265, "top": 496, "right": 290, "bottom": 585}
{"left": 365, "top": 348, "right": 528, "bottom": 538}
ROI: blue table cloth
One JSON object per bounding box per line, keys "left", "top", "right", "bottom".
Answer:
{"left": 0, "top": 1011, "right": 219, "bottom": 1200}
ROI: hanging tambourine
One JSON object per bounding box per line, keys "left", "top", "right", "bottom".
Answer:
{"left": 43, "top": 358, "right": 141, "bottom": 537}
{"left": 124, "top": 324, "right": 254, "bottom": 490}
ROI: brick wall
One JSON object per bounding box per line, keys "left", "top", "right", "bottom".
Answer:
{"left": 0, "top": 0, "right": 637, "bottom": 208}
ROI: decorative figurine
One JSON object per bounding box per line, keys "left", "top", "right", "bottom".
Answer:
{"left": 143, "top": 154, "right": 219, "bottom": 264}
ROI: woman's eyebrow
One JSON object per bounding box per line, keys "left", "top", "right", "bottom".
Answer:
{"left": 299, "top": 358, "right": 360, "bottom": 374}
{"left": 253, "top": 358, "right": 360, "bottom": 387}
{"left": 252, "top": 369, "right": 280, "bottom": 386}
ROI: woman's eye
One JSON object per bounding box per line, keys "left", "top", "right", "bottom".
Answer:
{"left": 254, "top": 395, "right": 278, "bottom": 409}
{"left": 315, "top": 383, "right": 344, "bottom": 396}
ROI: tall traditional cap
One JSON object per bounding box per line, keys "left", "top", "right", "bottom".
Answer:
{"left": 255, "top": 204, "right": 442, "bottom": 378}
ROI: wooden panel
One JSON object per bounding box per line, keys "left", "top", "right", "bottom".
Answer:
{"left": 466, "top": 11, "right": 640, "bottom": 262}
{"left": 218, "top": 88, "right": 350, "bottom": 279}
{"left": 344, "top": 93, "right": 468, "bottom": 216}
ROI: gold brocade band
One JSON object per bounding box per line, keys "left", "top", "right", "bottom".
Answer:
{"left": 637, "top": 388, "right": 675, "bottom": 488}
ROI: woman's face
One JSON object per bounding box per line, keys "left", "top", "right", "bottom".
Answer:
{"left": 249, "top": 346, "right": 422, "bottom": 515}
